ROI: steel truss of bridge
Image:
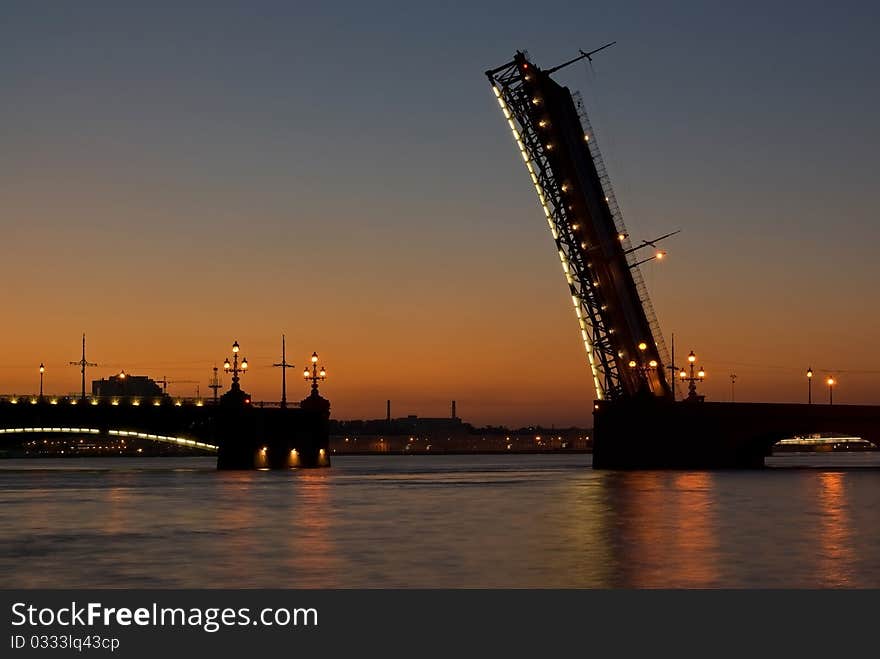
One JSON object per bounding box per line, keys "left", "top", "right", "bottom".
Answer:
{"left": 486, "top": 51, "right": 671, "bottom": 402}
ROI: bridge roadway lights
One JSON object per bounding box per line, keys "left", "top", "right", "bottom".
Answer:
{"left": 215, "top": 384, "right": 331, "bottom": 470}
{"left": 592, "top": 395, "right": 880, "bottom": 469}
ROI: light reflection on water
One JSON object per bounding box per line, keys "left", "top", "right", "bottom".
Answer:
{"left": 1, "top": 453, "right": 879, "bottom": 588}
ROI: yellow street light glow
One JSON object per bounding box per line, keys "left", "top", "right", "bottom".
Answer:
{"left": 649, "top": 360, "right": 658, "bottom": 368}
{"left": 827, "top": 377, "right": 835, "bottom": 386}
{"left": 656, "top": 250, "right": 666, "bottom": 260}
{"left": 698, "top": 370, "right": 706, "bottom": 378}
{"left": 232, "top": 341, "right": 240, "bottom": 354}
{"left": 628, "top": 360, "right": 637, "bottom": 368}
{"left": 223, "top": 359, "right": 231, "bottom": 371}
{"left": 679, "top": 370, "right": 687, "bottom": 379}
{"left": 320, "top": 369, "right": 326, "bottom": 378}
{"left": 638, "top": 342, "right": 647, "bottom": 351}
{"left": 303, "top": 369, "right": 310, "bottom": 378}
{"left": 688, "top": 351, "right": 697, "bottom": 363}
{"left": 311, "top": 352, "right": 318, "bottom": 364}
{"left": 241, "top": 358, "right": 248, "bottom": 370}
{"left": 39, "top": 364, "right": 45, "bottom": 374}
{"left": 807, "top": 368, "right": 813, "bottom": 378}
{"left": 119, "top": 370, "right": 126, "bottom": 379}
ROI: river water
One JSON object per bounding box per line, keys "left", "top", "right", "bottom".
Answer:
{"left": 1, "top": 454, "right": 878, "bottom": 588}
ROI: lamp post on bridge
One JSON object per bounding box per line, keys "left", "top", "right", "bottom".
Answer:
{"left": 223, "top": 341, "right": 248, "bottom": 394}
{"left": 303, "top": 352, "right": 326, "bottom": 397}
{"left": 827, "top": 376, "right": 835, "bottom": 405}
{"left": 39, "top": 363, "right": 45, "bottom": 401}
{"left": 627, "top": 341, "right": 659, "bottom": 392}
{"left": 807, "top": 367, "right": 813, "bottom": 404}
{"left": 679, "top": 350, "right": 705, "bottom": 402}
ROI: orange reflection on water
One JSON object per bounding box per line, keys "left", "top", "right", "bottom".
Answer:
{"left": 103, "top": 479, "right": 133, "bottom": 536}
{"left": 283, "top": 470, "right": 337, "bottom": 586}
{"left": 668, "top": 472, "right": 718, "bottom": 587}
{"left": 817, "top": 472, "right": 853, "bottom": 587}
{"left": 612, "top": 471, "right": 718, "bottom": 588}
{"left": 215, "top": 473, "right": 258, "bottom": 570}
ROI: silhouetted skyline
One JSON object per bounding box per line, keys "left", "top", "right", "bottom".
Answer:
{"left": 3, "top": 1, "right": 879, "bottom": 425}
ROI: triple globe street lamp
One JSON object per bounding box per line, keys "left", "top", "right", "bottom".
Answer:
{"left": 627, "top": 341, "right": 659, "bottom": 389}
{"left": 679, "top": 350, "right": 705, "bottom": 402}
{"left": 303, "top": 352, "right": 326, "bottom": 396}
{"left": 223, "top": 341, "right": 249, "bottom": 389}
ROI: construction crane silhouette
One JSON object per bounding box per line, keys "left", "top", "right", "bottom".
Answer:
{"left": 68, "top": 333, "right": 98, "bottom": 401}
{"left": 155, "top": 376, "right": 198, "bottom": 396}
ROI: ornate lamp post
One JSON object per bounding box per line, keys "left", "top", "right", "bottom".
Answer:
{"left": 679, "top": 350, "right": 705, "bottom": 402}
{"left": 826, "top": 376, "right": 835, "bottom": 405}
{"left": 223, "top": 340, "right": 249, "bottom": 391}
{"left": 39, "top": 363, "right": 45, "bottom": 400}
{"left": 303, "top": 352, "right": 326, "bottom": 396}
{"left": 806, "top": 367, "right": 813, "bottom": 404}
{"left": 627, "top": 341, "right": 659, "bottom": 391}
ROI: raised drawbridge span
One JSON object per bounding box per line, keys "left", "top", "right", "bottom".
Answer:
{"left": 487, "top": 50, "right": 671, "bottom": 402}
{"left": 487, "top": 48, "right": 880, "bottom": 468}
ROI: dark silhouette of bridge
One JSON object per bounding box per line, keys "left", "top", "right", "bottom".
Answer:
{"left": 0, "top": 388, "right": 330, "bottom": 469}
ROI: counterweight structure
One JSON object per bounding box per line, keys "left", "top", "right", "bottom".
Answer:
{"left": 486, "top": 51, "right": 672, "bottom": 401}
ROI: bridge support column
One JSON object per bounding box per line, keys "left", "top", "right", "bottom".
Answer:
{"left": 215, "top": 384, "right": 331, "bottom": 470}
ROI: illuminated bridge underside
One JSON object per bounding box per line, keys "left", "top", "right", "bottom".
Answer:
{"left": 487, "top": 52, "right": 671, "bottom": 402}
{"left": 0, "top": 427, "right": 217, "bottom": 451}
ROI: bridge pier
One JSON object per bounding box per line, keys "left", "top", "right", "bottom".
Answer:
{"left": 215, "top": 385, "right": 330, "bottom": 470}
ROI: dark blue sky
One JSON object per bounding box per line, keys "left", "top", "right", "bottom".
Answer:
{"left": 3, "top": 1, "right": 879, "bottom": 422}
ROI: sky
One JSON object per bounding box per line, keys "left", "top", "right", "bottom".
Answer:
{"left": 2, "top": 1, "right": 879, "bottom": 426}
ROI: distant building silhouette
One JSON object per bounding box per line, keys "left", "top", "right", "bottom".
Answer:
{"left": 92, "top": 374, "right": 163, "bottom": 398}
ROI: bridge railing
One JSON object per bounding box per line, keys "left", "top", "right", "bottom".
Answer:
{"left": 0, "top": 395, "right": 299, "bottom": 409}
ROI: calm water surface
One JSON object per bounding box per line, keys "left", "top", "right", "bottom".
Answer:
{"left": 1, "top": 454, "right": 879, "bottom": 588}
